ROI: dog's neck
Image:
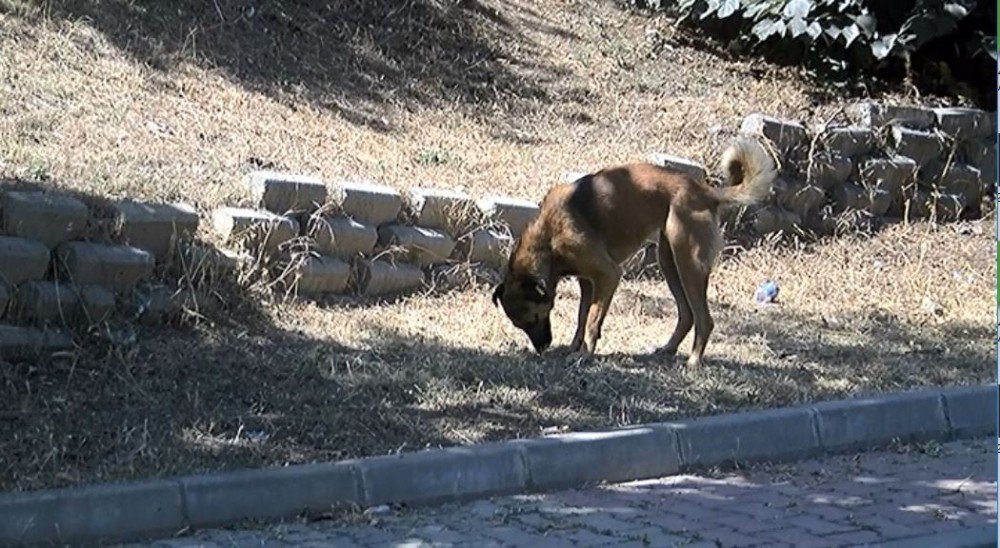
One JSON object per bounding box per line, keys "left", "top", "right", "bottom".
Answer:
{"left": 511, "top": 224, "right": 556, "bottom": 284}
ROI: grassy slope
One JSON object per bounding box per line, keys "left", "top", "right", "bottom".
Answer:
{"left": 0, "top": 0, "right": 992, "bottom": 491}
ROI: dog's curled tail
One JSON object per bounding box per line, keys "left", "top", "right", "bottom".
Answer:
{"left": 711, "top": 137, "right": 779, "bottom": 206}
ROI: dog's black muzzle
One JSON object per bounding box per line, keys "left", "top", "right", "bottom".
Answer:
{"left": 525, "top": 321, "right": 552, "bottom": 354}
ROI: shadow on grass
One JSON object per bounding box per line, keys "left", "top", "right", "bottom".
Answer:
{"left": 11, "top": 0, "right": 582, "bottom": 129}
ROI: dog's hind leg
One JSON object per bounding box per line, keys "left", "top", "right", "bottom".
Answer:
{"left": 569, "top": 277, "right": 593, "bottom": 352}
{"left": 665, "top": 209, "right": 720, "bottom": 367}
{"left": 656, "top": 230, "right": 693, "bottom": 356}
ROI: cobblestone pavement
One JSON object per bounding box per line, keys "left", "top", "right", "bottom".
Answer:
{"left": 137, "top": 438, "right": 995, "bottom": 547}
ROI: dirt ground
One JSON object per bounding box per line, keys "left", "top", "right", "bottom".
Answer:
{"left": 0, "top": 0, "right": 992, "bottom": 491}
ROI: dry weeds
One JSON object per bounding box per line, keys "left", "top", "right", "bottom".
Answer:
{"left": 0, "top": 0, "right": 991, "bottom": 491}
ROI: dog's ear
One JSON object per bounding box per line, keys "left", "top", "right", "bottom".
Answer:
{"left": 491, "top": 283, "right": 504, "bottom": 307}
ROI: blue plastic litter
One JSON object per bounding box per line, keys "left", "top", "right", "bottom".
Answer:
{"left": 755, "top": 280, "right": 779, "bottom": 304}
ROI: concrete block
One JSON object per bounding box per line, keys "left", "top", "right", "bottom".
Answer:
{"left": 333, "top": 181, "right": 403, "bottom": 226}
{"left": 356, "top": 260, "right": 424, "bottom": 296}
{"left": 752, "top": 206, "right": 800, "bottom": 234}
{"left": 181, "top": 461, "right": 361, "bottom": 528}
{"left": 739, "top": 113, "right": 807, "bottom": 152}
{"left": 852, "top": 101, "right": 935, "bottom": 129}
{"left": 212, "top": 207, "right": 299, "bottom": 255}
{"left": 812, "top": 390, "right": 948, "bottom": 452}
{"left": 832, "top": 183, "right": 871, "bottom": 214}
{"left": 0, "top": 479, "right": 184, "bottom": 545}
{"left": 114, "top": 201, "right": 199, "bottom": 262}
{"left": 0, "top": 324, "right": 73, "bottom": 360}
{"left": 940, "top": 385, "right": 997, "bottom": 438}
{"left": 358, "top": 443, "right": 527, "bottom": 506}
{"left": 293, "top": 255, "right": 351, "bottom": 295}
{"left": 866, "top": 187, "right": 892, "bottom": 216}
{"left": 960, "top": 139, "right": 997, "bottom": 189}
{"left": 176, "top": 243, "right": 249, "bottom": 279}
{"left": 133, "top": 285, "right": 189, "bottom": 325}
{"left": 822, "top": 125, "right": 875, "bottom": 157}
{"left": 777, "top": 181, "right": 826, "bottom": 217}
{"left": 377, "top": 225, "right": 455, "bottom": 266}
{"left": 929, "top": 192, "right": 966, "bottom": 221}
{"left": 804, "top": 153, "right": 853, "bottom": 189}
{"left": 933, "top": 107, "right": 993, "bottom": 139}
{"left": 248, "top": 170, "right": 327, "bottom": 214}
{"left": 860, "top": 156, "right": 918, "bottom": 199}
{"left": 12, "top": 281, "right": 81, "bottom": 324}
{"left": 1, "top": 191, "right": 89, "bottom": 249}
{"left": 476, "top": 196, "right": 539, "bottom": 237}
{"left": 0, "top": 282, "right": 8, "bottom": 318}
{"left": 309, "top": 215, "right": 377, "bottom": 259}
{"left": 675, "top": 406, "right": 820, "bottom": 468}
{"left": 647, "top": 153, "right": 707, "bottom": 182}
{"left": 889, "top": 126, "right": 944, "bottom": 166}
{"left": 0, "top": 235, "right": 50, "bottom": 285}
{"left": 56, "top": 242, "right": 154, "bottom": 294}
{"left": 407, "top": 188, "right": 476, "bottom": 233}
{"left": 904, "top": 189, "right": 934, "bottom": 219}
{"left": 929, "top": 163, "right": 982, "bottom": 206}
{"left": 518, "top": 425, "right": 680, "bottom": 490}
{"left": 76, "top": 285, "right": 115, "bottom": 325}
{"left": 463, "top": 228, "right": 511, "bottom": 266}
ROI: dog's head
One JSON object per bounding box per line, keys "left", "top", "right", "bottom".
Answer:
{"left": 492, "top": 275, "right": 554, "bottom": 353}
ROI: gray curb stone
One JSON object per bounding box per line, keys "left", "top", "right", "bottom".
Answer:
{"left": 676, "top": 406, "right": 820, "bottom": 468}
{"left": 875, "top": 525, "right": 998, "bottom": 548}
{"left": 518, "top": 424, "right": 680, "bottom": 491}
{"left": 0, "top": 384, "right": 992, "bottom": 546}
{"left": 0, "top": 480, "right": 183, "bottom": 545}
{"left": 180, "top": 461, "right": 361, "bottom": 528}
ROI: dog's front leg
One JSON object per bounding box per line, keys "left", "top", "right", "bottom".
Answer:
{"left": 582, "top": 268, "right": 622, "bottom": 355}
{"left": 569, "top": 277, "right": 593, "bottom": 352}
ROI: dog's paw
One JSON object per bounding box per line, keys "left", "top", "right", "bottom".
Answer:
{"left": 648, "top": 345, "right": 678, "bottom": 357}
{"left": 564, "top": 349, "right": 592, "bottom": 367}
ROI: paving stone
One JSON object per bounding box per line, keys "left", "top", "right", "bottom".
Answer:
{"left": 114, "top": 201, "right": 199, "bottom": 261}
{"left": 377, "top": 224, "right": 456, "bottom": 266}
{"left": 292, "top": 255, "right": 351, "bottom": 295}
{"left": 852, "top": 102, "right": 936, "bottom": 129}
{"left": 701, "top": 526, "right": 765, "bottom": 548}
{"left": 476, "top": 196, "right": 539, "bottom": 237}
{"left": 1, "top": 191, "right": 89, "bottom": 248}
{"left": 647, "top": 153, "right": 707, "bottom": 182}
{"left": 212, "top": 207, "right": 299, "bottom": 255}
{"left": 822, "top": 529, "right": 882, "bottom": 545}
{"left": 309, "top": 215, "right": 377, "bottom": 259}
{"left": 248, "top": 170, "right": 327, "bottom": 214}
{"left": 0, "top": 235, "right": 50, "bottom": 285}
{"left": 55, "top": 242, "right": 154, "bottom": 294}
{"left": 334, "top": 181, "right": 403, "bottom": 226}
{"left": 740, "top": 113, "right": 808, "bottom": 152}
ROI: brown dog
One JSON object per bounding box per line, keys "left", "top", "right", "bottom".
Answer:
{"left": 491, "top": 137, "right": 778, "bottom": 366}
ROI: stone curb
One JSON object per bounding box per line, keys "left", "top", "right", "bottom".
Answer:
{"left": 0, "top": 384, "right": 993, "bottom": 545}
{"left": 874, "top": 525, "right": 998, "bottom": 548}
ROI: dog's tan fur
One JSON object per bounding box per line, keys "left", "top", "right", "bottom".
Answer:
{"left": 492, "top": 137, "right": 778, "bottom": 366}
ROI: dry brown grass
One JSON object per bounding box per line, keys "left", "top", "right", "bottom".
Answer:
{"left": 0, "top": 0, "right": 991, "bottom": 491}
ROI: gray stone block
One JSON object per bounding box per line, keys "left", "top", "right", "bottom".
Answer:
{"left": 933, "top": 107, "right": 993, "bottom": 139}
{"left": 675, "top": 406, "right": 820, "bottom": 468}
{"left": 0, "top": 235, "right": 50, "bottom": 285}
{"left": 176, "top": 243, "right": 249, "bottom": 279}
{"left": 866, "top": 187, "right": 892, "bottom": 216}
{"left": 518, "top": 424, "right": 680, "bottom": 490}
{"left": 356, "top": 260, "right": 424, "bottom": 296}
{"left": 114, "top": 201, "right": 199, "bottom": 262}
{"left": 777, "top": 181, "right": 826, "bottom": 217}
{"left": 1, "top": 191, "right": 89, "bottom": 248}
{"left": 752, "top": 206, "right": 800, "bottom": 234}
{"left": 890, "top": 127, "right": 944, "bottom": 166}
{"left": 940, "top": 384, "right": 997, "bottom": 438}
{"left": 377, "top": 224, "right": 455, "bottom": 266}
{"left": 822, "top": 125, "right": 875, "bottom": 157}
{"left": 309, "top": 215, "right": 377, "bottom": 259}
{"left": 293, "top": 255, "right": 351, "bottom": 295}
{"left": 0, "top": 479, "right": 184, "bottom": 545}
{"left": 930, "top": 163, "right": 982, "bottom": 206}
{"left": 0, "top": 324, "right": 73, "bottom": 360}
{"left": 333, "top": 181, "right": 403, "bottom": 226}
{"left": 12, "top": 281, "right": 81, "bottom": 324}
{"left": 133, "top": 285, "right": 176, "bottom": 326}
{"left": 960, "top": 139, "right": 997, "bottom": 189}
{"left": 832, "top": 183, "right": 869, "bottom": 214}
{"left": 462, "top": 228, "right": 511, "bottom": 266}
{"left": 0, "top": 282, "right": 8, "bottom": 318}
{"left": 407, "top": 188, "right": 476, "bottom": 233}
{"left": 56, "top": 242, "right": 154, "bottom": 294}
{"left": 647, "top": 153, "right": 707, "bottom": 182}
{"left": 77, "top": 285, "right": 115, "bottom": 325}
{"left": 739, "top": 113, "right": 808, "bottom": 152}
{"left": 358, "top": 443, "right": 527, "bottom": 506}
{"left": 212, "top": 207, "right": 299, "bottom": 255}
{"left": 804, "top": 153, "right": 853, "bottom": 189}
{"left": 477, "top": 196, "right": 539, "bottom": 237}
{"left": 860, "top": 156, "right": 918, "bottom": 199}
{"left": 930, "top": 192, "right": 966, "bottom": 221}
{"left": 812, "top": 389, "right": 948, "bottom": 452}
{"left": 248, "top": 170, "right": 327, "bottom": 214}
{"left": 852, "top": 102, "right": 935, "bottom": 129}
{"left": 181, "top": 462, "right": 361, "bottom": 528}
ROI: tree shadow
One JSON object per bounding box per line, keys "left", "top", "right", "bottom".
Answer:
{"left": 14, "top": 0, "right": 580, "bottom": 129}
